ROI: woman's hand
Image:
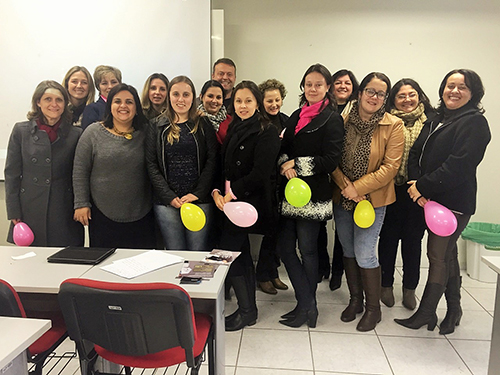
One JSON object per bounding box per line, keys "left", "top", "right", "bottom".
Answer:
{"left": 407, "top": 180, "right": 428, "bottom": 207}
{"left": 284, "top": 168, "right": 297, "bottom": 180}
{"left": 341, "top": 180, "right": 360, "bottom": 200}
{"left": 180, "top": 193, "right": 198, "bottom": 204}
{"left": 74, "top": 207, "right": 91, "bottom": 226}
{"left": 280, "top": 160, "right": 295, "bottom": 176}
{"left": 170, "top": 197, "right": 183, "bottom": 208}
{"left": 213, "top": 191, "right": 232, "bottom": 211}
{"left": 11, "top": 219, "right": 21, "bottom": 225}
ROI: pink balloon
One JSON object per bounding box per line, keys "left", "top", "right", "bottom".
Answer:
{"left": 424, "top": 201, "right": 458, "bottom": 237}
{"left": 223, "top": 202, "right": 258, "bottom": 228}
{"left": 13, "top": 222, "right": 35, "bottom": 246}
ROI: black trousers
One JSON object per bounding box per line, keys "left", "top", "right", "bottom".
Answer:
{"left": 318, "top": 222, "right": 344, "bottom": 277}
{"left": 89, "top": 204, "right": 156, "bottom": 249}
{"left": 255, "top": 231, "right": 281, "bottom": 282}
{"left": 378, "top": 184, "right": 426, "bottom": 289}
{"left": 219, "top": 219, "right": 253, "bottom": 277}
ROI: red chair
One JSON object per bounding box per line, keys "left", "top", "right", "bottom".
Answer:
{"left": 0, "top": 279, "right": 68, "bottom": 375}
{"left": 58, "top": 278, "right": 214, "bottom": 375}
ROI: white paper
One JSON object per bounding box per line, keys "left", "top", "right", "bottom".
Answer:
{"left": 101, "top": 250, "right": 184, "bottom": 279}
{"left": 11, "top": 251, "right": 37, "bottom": 260}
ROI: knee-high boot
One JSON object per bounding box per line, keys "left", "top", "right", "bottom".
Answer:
{"left": 357, "top": 266, "right": 382, "bottom": 332}
{"left": 225, "top": 272, "right": 258, "bottom": 331}
{"left": 341, "top": 257, "right": 364, "bottom": 322}
{"left": 394, "top": 283, "right": 445, "bottom": 331}
{"left": 439, "top": 276, "right": 462, "bottom": 334}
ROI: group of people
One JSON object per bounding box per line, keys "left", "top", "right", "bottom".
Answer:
{"left": 5, "top": 58, "right": 491, "bottom": 335}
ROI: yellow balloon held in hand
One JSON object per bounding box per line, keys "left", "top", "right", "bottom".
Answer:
{"left": 354, "top": 200, "right": 375, "bottom": 228}
{"left": 180, "top": 203, "right": 206, "bottom": 231}
{"left": 285, "top": 177, "right": 312, "bottom": 207}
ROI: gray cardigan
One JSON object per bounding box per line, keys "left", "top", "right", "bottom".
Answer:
{"left": 5, "top": 119, "right": 84, "bottom": 246}
{"left": 73, "top": 122, "right": 152, "bottom": 222}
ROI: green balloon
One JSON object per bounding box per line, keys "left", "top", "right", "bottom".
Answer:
{"left": 285, "top": 178, "right": 312, "bottom": 207}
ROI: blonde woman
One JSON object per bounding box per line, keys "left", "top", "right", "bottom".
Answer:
{"left": 141, "top": 73, "right": 169, "bottom": 120}
{"left": 63, "top": 66, "right": 95, "bottom": 127}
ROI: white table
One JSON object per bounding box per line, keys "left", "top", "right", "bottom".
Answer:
{"left": 481, "top": 256, "right": 500, "bottom": 375}
{"left": 80, "top": 250, "right": 227, "bottom": 375}
{"left": 0, "top": 247, "right": 228, "bottom": 375}
{"left": 0, "top": 317, "right": 51, "bottom": 375}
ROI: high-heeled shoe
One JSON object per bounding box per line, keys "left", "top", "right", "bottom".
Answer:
{"left": 279, "top": 306, "right": 318, "bottom": 328}
{"left": 394, "top": 283, "right": 445, "bottom": 331}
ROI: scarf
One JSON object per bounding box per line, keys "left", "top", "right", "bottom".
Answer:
{"left": 391, "top": 103, "right": 426, "bottom": 185}
{"left": 36, "top": 118, "right": 61, "bottom": 143}
{"left": 197, "top": 103, "right": 228, "bottom": 132}
{"left": 295, "top": 99, "right": 328, "bottom": 134}
{"left": 339, "top": 101, "right": 385, "bottom": 210}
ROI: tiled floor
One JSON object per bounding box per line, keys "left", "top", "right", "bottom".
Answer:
{"left": 50, "top": 266, "right": 495, "bottom": 375}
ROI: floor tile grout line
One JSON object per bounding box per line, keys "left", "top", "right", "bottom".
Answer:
{"left": 445, "top": 335, "right": 475, "bottom": 375}
{"left": 374, "top": 328, "right": 396, "bottom": 375}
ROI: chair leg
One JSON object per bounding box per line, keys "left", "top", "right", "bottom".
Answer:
{"left": 207, "top": 326, "right": 215, "bottom": 375}
{"left": 124, "top": 366, "right": 132, "bottom": 375}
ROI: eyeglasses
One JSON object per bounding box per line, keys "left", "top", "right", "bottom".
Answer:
{"left": 396, "top": 92, "right": 418, "bottom": 100}
{"left": 364, "top": 88, "right": 387, "bottom": 100}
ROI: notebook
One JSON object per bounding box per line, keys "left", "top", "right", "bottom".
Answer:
{"left": 47, "top": 246, "right": 116, "bottom": 265}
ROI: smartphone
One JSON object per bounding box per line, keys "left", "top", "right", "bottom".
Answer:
{"left": 180, "top": 276, "right": 202, "bottom": 284}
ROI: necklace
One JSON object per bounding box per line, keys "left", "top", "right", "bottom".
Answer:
{"left": 113, "top": 126, "right": 135, "bottom": 140}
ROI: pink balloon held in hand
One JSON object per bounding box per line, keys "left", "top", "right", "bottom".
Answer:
{"left": 424, "top": 201, "right": 458, "bottom": 237}
{"left": 223, "top": 202, "right": 258, "bottom": 228}
{"left": 13, "top": 222, "right": 35, "bottom": 246}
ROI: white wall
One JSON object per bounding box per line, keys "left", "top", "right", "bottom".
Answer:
{"left": 0, "top": 0, "right": 211, "bottom": 179}
{"left": 213, "top": 0, "right": 500, "bottom": 223}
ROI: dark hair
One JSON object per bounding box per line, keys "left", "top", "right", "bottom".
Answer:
{"left": 299, "top": 63, "right": 336, "bottom": 111}
{"left": 230, "top": 80, "right": 270, "bottom": 130}
{"left": 200, "top": 79, "right": 225, "bottom": 97}
{"left": 258, "top": 78, "right": 287, "bottom": 100}
{"left": 27, "top": 80, "right": 72, "bottom": 124}
{"left": 212, "top": 58, "right": 236, "bottom": 74}
{"left": 102, "top": 83, "right": 147, "bottom": 130}
{"left": 332, "top": 69, "right": 359, "bottom": 103}
{"left": 388, "top": 78, "right": 434, "bottom": 113}
{"left": 436, "top": 69, "right": 485, "bottom": 115}
{"left": 358, "top": 72, "right": 392, "bottom": 111}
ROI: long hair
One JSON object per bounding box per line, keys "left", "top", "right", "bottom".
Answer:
{"left": 141, "top": 73, "right": 169, "bottom": 114}
{"left": 229, "top": 80, "right": 271, "bottom": 132}
{"left": 102, "top": 83, "right": 147, "bottom": 131}
{"left": 299, "top": 64, "right": 336, "bottom": 112}
{"left": 161, "top": 75, "right": 200, "bottom": 145}
{"left": 388, "top": 78, "right": 434, "bottom": 113}
{"left": 27, "top": 80, "right": 72, "bottom": 124}
{"left": 436, "top": 69, "right": 485, "bottom": 115}
{"left": 63, "top": 66, "right": 95, "bottom": 106}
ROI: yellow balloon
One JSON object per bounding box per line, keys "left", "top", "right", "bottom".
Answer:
{"left": 353, "top": 200, "right": 375, "bottom": 228}
{"left": 180, "top": 203, "right": 206, "bottom": 231}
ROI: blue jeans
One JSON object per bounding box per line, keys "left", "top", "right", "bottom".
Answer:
{"left": 154, "top": 203, "right": 212, "bottom": 250}
{"left": 277, "top": 218, "right": 320, "bottom": 309}
{"left": 334, "top": 203, "right": 386, "bottom": 269}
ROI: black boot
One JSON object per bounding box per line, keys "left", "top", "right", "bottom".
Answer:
{"left": 225, "top": 274, "right": 258, "bottom": 331}
{"left": 357, "top": 266, "right": 382, "bottom": 332}
{"left": 439, "top": 276, "right": 462, "bottom": 335}
{"left": 394, "top": 283, "right": 445, "bottom": 331}
{"left": 329, "top": 273, "right": 342, "bottom": 291}
{"left": 279, "top": 304, "right": 318, "bottom": 328}
{"left": 341, "top": 257, "right": 364, "bottom": 322}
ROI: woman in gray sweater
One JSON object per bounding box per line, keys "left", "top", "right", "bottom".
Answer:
{"left": 73, "top": 83, "right": 155, "bottom": 248}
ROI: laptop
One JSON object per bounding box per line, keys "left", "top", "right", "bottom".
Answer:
{"left": 47, "top": 246, "right": 116, "bottom": 265}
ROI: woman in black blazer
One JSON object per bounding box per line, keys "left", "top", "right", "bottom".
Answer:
{"left": 213, "top": 81, "right": 280, "bottom": 331}
{"left": 277, "top": 64, "right": 345, "bottom": 328}
{"left": 395, "top": 69, "right": 491, "bottom": 334}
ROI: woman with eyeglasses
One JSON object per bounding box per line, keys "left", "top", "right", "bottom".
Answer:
{"left": 395, "top": 69, "right": 490, "bottom": 335}
{"left": 277, "top": 64, "right": 344, "bottom": 328}
{"left": 377, "top": 79, "right": 434, "bottom": 311}
{"left": 332, "top": 72, "right": 404, "bottom": 332}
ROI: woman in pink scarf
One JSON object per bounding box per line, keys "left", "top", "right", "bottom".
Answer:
{"left": 276, "top": 64, "right": 345, "bottom": 328}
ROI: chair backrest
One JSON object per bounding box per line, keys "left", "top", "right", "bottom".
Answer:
{"left": 0, "top": 279, "right": 26, "bottom": 318}
{"left": 58, "top": 279, "right": 197, "bottom": 360}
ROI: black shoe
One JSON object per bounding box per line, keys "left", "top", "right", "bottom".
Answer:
{"left": 225, "top": 309, "right": 257, "bottom": 331}
{"left": 279, "top": 306, "right": 318, "bottom": 328}
{"left": 281, "top": 304, "right": 299, "bottom": 319}
{"left": 329, "top": 274, "right": 342, "bottom": 291}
